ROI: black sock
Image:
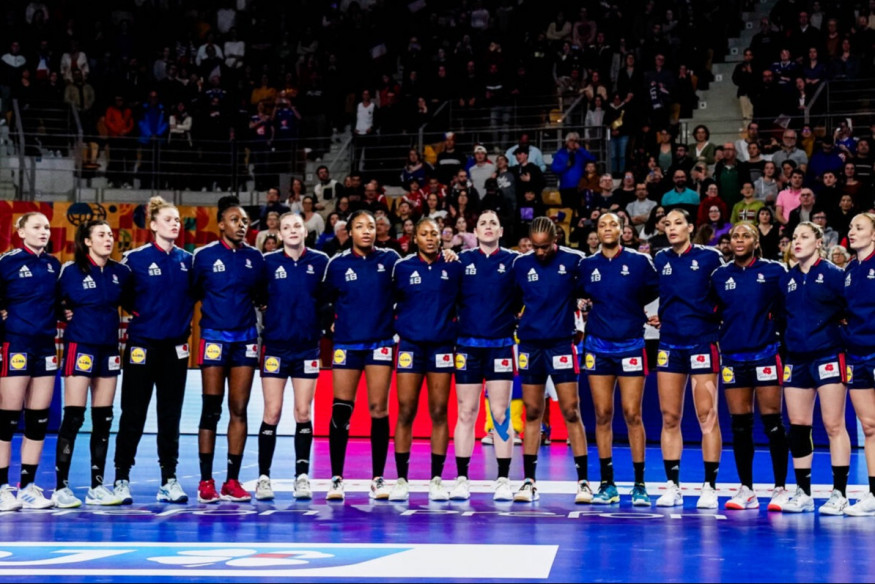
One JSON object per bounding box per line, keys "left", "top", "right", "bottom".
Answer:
{"left": 497, "top": 457, "right": 511, "bottom": 479}
{"left": 633, "top": 461, "right": 645, "bottom": 485}
{"left": 258, "top": 422, "right": 278, "bottom": 477}
{"left": 160, "top": 465, "right": 175, "bottom": 486}
{"left": 199, "top": 451, "right": 214, "bottom": 482}
{"left": 329, "top": 398, "right": 355, "bottom": 478}
{"left": 90, "top": 406, "right": 114, "bottom": 489}
{"left": 227, "top": 453, "right": 243, "bottom": 481}
{"left": 731, "top": 413, "right": 755, "bottom": 488}
{"left": 395, "top": 451, "right": 410, "bottom": 480}
{"left": 664, "top": 459, "right": 680, "bottom": 485}
{"left": 599, "top": 457, "right": 614, "bottom": 485}
{"left": 370, "top": 416, "right": 389, "bottom": 478}
{"left": 0, "top": 467, "right": 7, "bottom": 486}
{"left": 20, "top": 464, "right": 37, "bottom": 488}
{"left": 762, "top": 413, "right": 788, "bottom": 488}
{"left": 869, "top": 476, "right": 875, "bottom": 495}
{"left": 832, "top": 465, "right": 850, "bottom": 497}
{"left": 456, "top": 456, "right": 470, "bottom": 478}
{"left": 295, "top": 421, "right": 313, "bottom": 477}
{"left": 574, "top": 455, "right": 588, "bottom": 482}
{"left": 704, "top": 461, "right": 719, "bottom": 489}
{"left": 431, "top": 452, "right": 446, "bottom": 479}
{"left": 55, "top": 406, "right": 85, "bottom": 490}
{"left": 795, "top": 467, "right": 812, "bottom": 495}
{"left": 115, "top": 465, "right": 131, "bottom": 483}
{"left": 523, "top": 454, "right": 538, "bottom": 480}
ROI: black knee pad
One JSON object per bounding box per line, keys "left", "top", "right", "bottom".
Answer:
{"left": 0, "top": 409, "right": 20, "bottom": 442}
{"left": 23, "top": 408, "right": 50, "bottom": 441}
{"left": 59, "top": 406, "right": 86, "bottom": 438}
{"left": 730, "top": 413, "right": 755, "bottom": 436}
{"left": 761, "top": 413, "right": 786, "bottom": 438}
{"left": 199, "top": 394, "right": 224, "bottom": 432}
{"left": 330, "top": 399, "right": 354, "bottom": 431}
{"left": 91, "top": 406, "right": 114, "bottom": 434}
{"left": 789, "top": 424, "right": 813, "bottom": 458}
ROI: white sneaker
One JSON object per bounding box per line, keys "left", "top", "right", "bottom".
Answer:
{"left": 844, "top": 491, "right": 875, "bottom": 516}
{"left": 113, "top": 480, "right": 133, "bottom": 505}
{"left": 86, "top": 485, "right": 124, "bottom": 506}
{"left": 389, "top": 478, "right": 410, "bottom": 502}
{"left": 575, "top": 480, "right": 593, "bottom": 504}
{"left": 325, "top": 476, "right": 344, "bottom": 501}
{"left": 428, "top": 477, "right": 449, "bottom": 502}
{"left": 481, "top": 432, "right": 494, "bottom": 445}
{"left": 369, "top": 477, "right": 390, "bottom": 500}
{"left": 767, "top": 486, "right": 792, "bottom": 511}
{"left": 0, "top": 484, "right": 22, "bottom": 512}
{"left": 818, "top": 489, "right": 849, "bottom": 515}
{"left": 294, "top": 474, "right": 312, "bottom": 499}
{"left": 450, "top": 476, "right": 470, "bottom": 501}
{"left": 724, "top": 485, "right": 759, "bottom": 510}
{"left": 17, "top": 484, "right": 53, "bottom": 509}
{"left": 696, "top": 484, "right": 719, "bottom": 509}
{"left": 255, "top": 475, "right": 274, "bottom": 501}
{"left": 156, "top": 478, "right": 188, "bottom": 503}
{"left": 513, "top": 478, "right": 539, "bottom": 502}
{"left": 655, "top": 481, "right": 683, "bottom": 507}
{"left": 493, "top": 477, "right": 513, "bottom": 501}
{"left": 781, "top": 487, "right": 814, "bottom": 513}
{"left": 51, "top": 487, "right": 82, "bottom": 509}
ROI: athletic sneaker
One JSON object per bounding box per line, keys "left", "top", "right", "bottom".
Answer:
{"left": 17, "top": 484, "right": 53, "bottom": 509}
{"left": 428, "top": 477, "right": 449, "bottom": 502}
{"left": 369, "top": 477, "right": 390, "bottom": 500}
{"left": 197, "top": 479, "right": 220, "bottom": 504}
{"left": 514, "top": 436, "right": 523, "bottom": 445}
{"left": 697, "top": 484, "right": 719, "bottom": 509}
{"left": 513, "top": 478, "right": 539, "bottom": 502}
{"left": 631, "top": 483, "right": 651, "bottom": 506}
{"left": 590, "top": 483, "right": 619, "bottom": 504}
{"left": 51, "top": 486, "right": 82, "bottom": 509}
{"left": 86, "top": 485, "right": 124, "bottom": 506}
{"left": 325, "top": 476, "right": 344, "bottom": 501}
{"left": 113, "top": 480, "right": 133, "bottom": 505}
{"left": 0, "top": 484, "right": 22, "bottom": 512}
{"left": 767, "top": 486, "right": 792, "bottom": 511}
{"left": 220, "top": 479, "right": 251, "bottom": 502}
{"left": 655, "top": 481, "right": 683, "bottom": 507}
{"left": 450, "top": 476, "right": 470, "bottom": 501}
{"left": 844, "top": 491, "right": 875, "bottom": 517}
{"left": 294, "top": 474, "right": 312, "bottom": 499}
{"left": 540, "top": 424, "right": 552, "bottom": 445}
{"left": 481, "top": 431, "right": 494, "bottom": 445}
{"left": 575, "top": 480, "right": 594, "bottom": 504}
{"left": 818, "top": 489, "right": 849, "bottom": 516}
{"left": 781, "top": 487, "right": 815, "bottom": 513}
{"left": 389, "top": 478, "right": 409, "bottom": 502}
{"left": 493, "top": 477, "right": 513, "bottom": 502}
{"left": 156, "top": 479, "right": 188, "bottom": 503}
{"left": 725, "top": 485, "right": 759, "bottom": 510}
{"left": 254, "top": 475, "right": 274, "bottom": 501}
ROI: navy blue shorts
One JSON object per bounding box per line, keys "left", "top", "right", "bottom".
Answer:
{"left": 261, "top": 343, "right": 321, "bottom": 379}
{"left": 517, "top": 340, "right": 579, "bottom": 385}
{"left": 656, "top": 342, "right": 720, "bottom": 375}
{"left": 783, "top": 353, "right": 847, "bottom": 389}
{"left": 396, "top": 340, "right": 455, "bottom": 375}
{"left": 582, "top": 348, "right": 649, "bottom": 378}
{"left": 2, "top": 334, "right": 58, "bottom": 378}
{"left": 64, "top": 341, "right": 120, "bottom": 378}
{"left": 844, "top": 352, "right": 873, "bottom": 390}
{"left": 332, "top": 344, "right": 395, "bottom": 370}
{"left": 721, "top": 352, "right": 783, "bottom": 389}
{"left": 198, "top": 339, "right": 258, "bottom": 369}
{"left": 454, "top": 345, "right": 515, "bottom": 384}
{"left": 125, "top": 340, "right": 191, "bottom": 369}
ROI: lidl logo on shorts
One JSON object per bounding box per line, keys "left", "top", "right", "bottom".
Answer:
{"left": 204, "top": 343, "right": 223, "bottom": 361}
{"left": 264, "top": 356, "right": 281, "bottom": 373}
{"left": 584, "top": 353, "right": 596, "bottom": 370}
{"left": 691, "top": 353, "right": 711, "bottom": 369}
{"left": 333, "top": 349, "right": 347, "bottom": 366}
{"left": 435, "top": 354, "right": 453, "bottom": 368}
{"left": 552, "top": 355, "right": 573, "bottom": 370}
{"left": 9, "top": 353, "right": 27, "bottom": 370}
{"left": 455, "top": 353, "right": 467, "bottom": 370}
{"left": 75, "top": 353, "right": 94, "bottom": 373}
{"left": 518, "top": 352, "right": 529, "bottom": 370}
{"left": 494, "top": 358, "right": 513, "bottom": 373}
{"left": 304, "top": 359, "right": 320, "bottom": 375}
{"left": 129, "top": 347, "right": 147, "bottom": 365}
{"left": 372, "top": 347, "right": 393, "bottom": 362}
{"left": 657, "top": 350, "right": 669, "bottom": 367}
{"left": 847, "top": 365, "right": 854, "bottom": 383}
{"left": 621, "top": 357, "right": 643, "bottom": 372}
{"left": 756, "top": 366, "right": 777, "bottom": 382}
{"left": 783, "top": 365, "right": 793, "bottom": 383}
{"left": 722, "top": 366, "right": 735, "bottom": 384}
{"left": 398, "top": 352, "right": 414, "bottom": 369}
{"left": 818, "top": 361, "right": 840, "bottom": 379}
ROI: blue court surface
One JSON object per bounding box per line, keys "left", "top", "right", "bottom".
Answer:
{"left": 0, "top": 436, "right": 873, "bottom": 583}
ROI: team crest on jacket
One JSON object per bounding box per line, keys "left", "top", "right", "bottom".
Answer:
{"left": 497, "top": 263, "right": 506, "bottom": 273}
{"left": 245, "top": 258, "right": 253, "bottom": 269}
{"left": 757, "top": 273, "right": 765, "bottom": 283}
{"left": 558, "top": 264, "right": 566, "bottom": 274}
{"left": 377, "top": 264, "right": 386, "bottom": 272}
{"left": 307, "top": 264, "right": 315, "bottom": 274}
{"left": 690, "top": 260, "right": 699, "bottom": 271}
{"left": 620, "top": 265, "right": 629, "bottom": 276}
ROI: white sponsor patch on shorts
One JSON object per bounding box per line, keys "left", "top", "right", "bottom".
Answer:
{"left": 175, "top": 343, "right": 190, "bottom": 359}
{"left": 372, "top": 347, "right": 393, "bottom": 361}
{"left": 621, "top": 357, "right": 643, "bottom": 372}
{"left": 818, "top": 361, "right": 840, "bottom": 379}
{"left": 755, "top": 365, "right": 778, "bottom": 381}
{"left": 494, "top": 358, "right": 513, "bottom": 373}
{"left": 245, "top": 344, "right": 258, "bottom": 359}
{"left": 304, "top": 359, "right": 320, "bottom": 375}
{"left": 552, "top": 355, "right": 574, "bottom": 370}
{"left": 108, "top": 356, "right": 121, "bottom": 371}
{"left": 44, "top": 355, "right": 58, "bottom": 371}
{"left": 690, "top": 353, "right": 712, "bottom": 369}
{"left": 435, "top": 353, "right": 454, "bottom": 368}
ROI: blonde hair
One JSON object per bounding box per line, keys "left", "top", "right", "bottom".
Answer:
{"left": 148, "top": 196, "right": 176, "bottom": 224}
{"left": 16, "top": 212, "right": 48, "bottom": 230}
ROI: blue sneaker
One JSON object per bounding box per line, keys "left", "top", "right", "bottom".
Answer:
{"left": 591, "top": 483, "right": 620, "bottom": 504}
{"left": 631, "top": 483, "right": 651, "bottom": 507}
{"left": 540, "top": 424, "right": 552, "bottom": 445}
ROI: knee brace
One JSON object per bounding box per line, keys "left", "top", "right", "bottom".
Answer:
{"left": 761, "top": 413, "right": 786, "bottom": 440}
{"left": 23, "top": 408, "right": 50, "bottom": 441}
{"left": 788, "top": 424, "right": 813, "bottom": 458}
{"left": 199, "top": 394, "right": 224, "bottom": 432}
{"left": 330, "top": 398, "right": 354, "bottom": 431}
{"left": 58, "top": 406, "right": 86, "bottom": 439}
{"left": 730, "top": 413, "right": 755, "bottom": 437}
{"left": 0, "top": 410, "right": 20, "bottom": 442}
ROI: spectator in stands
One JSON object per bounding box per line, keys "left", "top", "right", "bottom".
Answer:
{"left": 313, "top": 165, "right": 344, "bottom": 216}
{"left": 301, "top": 195, "right": 324, "bottom": 246}
{"left": 612, "top": 172, "right": 637, "bottom": 208}
{"left": 704, "top": 205, "right": 732, "bottom": 246}
{"left": 63, "top": 68, "right": 95, "bottom": 140}
{"left": 713, "top": 142, "right": 750, "bottom": 209}
{"left": 334, "top": 195, "right": 351, "bottom": 221}
{"left": 435, "top": 132, "right": 466, "bottom": 186}
{"left": 813, "top": 209, "right": 839, "bottom": 250}
{"left": 493, "top": 154, "right": 516, "bottom": 213}
{"left": 785, "top": 188, "right": 822, "bottom": 236}
{"left": 248, "top": 99, "right": 274, "bottom": 191}
{"left": 59, "top": 38, "right": 88, "bottom": 84}
{"left": 730, "top": 182, "right": 764, "bottom": 224}
{"left": 801, "top": 46, "right": 828, "bottom": 91}
{"left": 167, "top": 100, "right": 194, "bottom": 190}
{"left": 771, "top": 129, "right": 809, "bottom": 173}
{"left": 674, "top": 64, "right": 698, "bottom": 121}
{"left": 696, "top": 183, "right": 729, "bottom": 227}
{"left": 104, "top": 95, "right": 135, "bottom": 188}
{"left": 605, "top": 92, "right": 630, "bottom": 177}
{"left": 841, "top": 161, "right": 865, "bottom": 208}
{"left": 136, "top": 90, "right": 169, "bottom": 189}
{"left": 627, "top": 182, "right": 657, "bottom": 236}
{"left": 255, "top": 211, "right": 281, "bottom": 251}
{"left": 583, "top": 94, "right": 606, "bottom": 144}
{"left": 467, "top": 144, "right": 495, "bottom": 201}
{"left": 733, "top": 49, "right": 757, "bottom": 124}
{"left": 771, "top": 48, "right": 799, "bottom": 87}
{"left": 643, "top": 54, "right": 674, "bottom": 129}
{"left": 322, "top": 220, "right": 349, "bottom": 257}
{"left": 807, "top": 137, "right": 843, "bottom": 185}
{"left": 830, "top": 244, "right": 850, "bottom": 269}
{"left": 833, "top": 118, "right": 857, "bottom": 159}
{"left": 396, "top": 218, "right": 415, "bottom": 254}
{"left": 223, "top": 28, "right": 245, "bottom": 73}
{"left": 401, "top": 148, "right": 433, "bottom": 187}
{"left": 374, "top": 215, "right": 402, "bottom": 254}
{"left": 832, "top": 37, "right": 860, "bottom": 81}
{"left": 505, "top": 133, "right": 546, "bottom": 172}
{"left": 447, "top": 188, "right": 478, "bottom": 228}
{"left": 551, "top": 131, "right": 595, "bottom": 208}
{"left": 545, "top": 11, "right": 572, "bottom": 48}
{"left": 661, "top": 169, "right": 699, "bottom": 216}
{"left": 852, "top": 137, "right": 873, "bottom": 187}
{"left": 735, "top": 122, "right": 762, "bottom": 163}
{"left": 511, "top": 145, "right": 544, "bottom": 206}
{"left": 667, "top": 142, "right": 695, "bottom": 178}
{"left": 775, "top": 168, "right": 805, "bottom": 225}
{"left": 259, "top": 187, "right": 291, "bottom": 226}
{"left": 751, "top": 68, "right": 785, "bottom": 134}
{"left": 692, "top": 124, "right": 716, "bottom": 167}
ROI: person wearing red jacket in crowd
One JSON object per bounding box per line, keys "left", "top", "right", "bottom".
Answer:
{"left": 105, "top": 95, "right": 135, "bottom": 187}
{"left": 696, "top": 184, "right": 729, "bottom": 227}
